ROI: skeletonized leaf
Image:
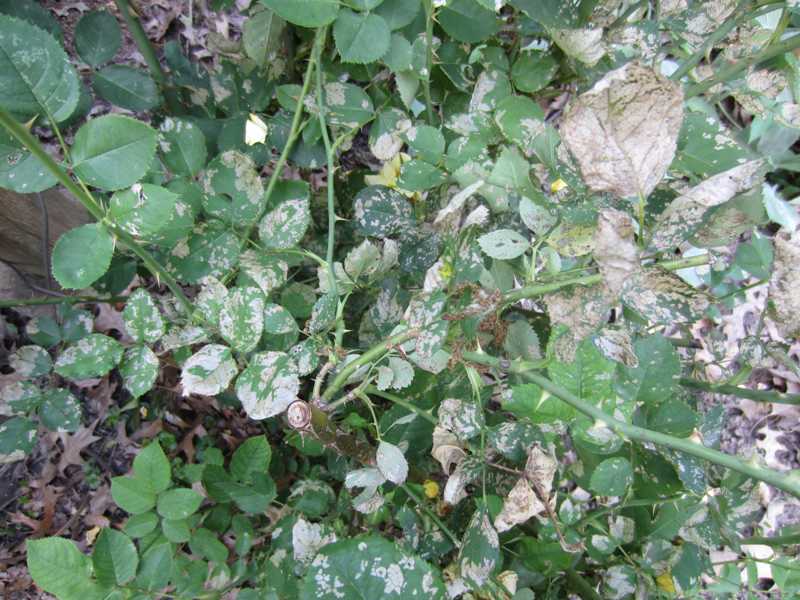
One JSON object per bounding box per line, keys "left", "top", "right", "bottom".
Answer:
{"left": 494, "top": 479, "right": 544, "bottom": 533}
{"left": 376, "top": 440, "right": 408, "bottom": 484}
{"left": 649, "top": 160, "right": 764, "bottom": 251}
{"left": 593, "top": 208, "right": 640, "bottom": 296}
{"left": 622, "top": 268, "right": 710, "bottom": 325}
{"left": 439, "top": 398, "right": 483, "bottom": 440}
{"left": 549, "top": 27, "right": 605, "bottom": 65}
{"left": 235, "top": 351, "right": 299, "bottom": 419}
{"left": 561, "top": 62, "right": 683, "bottom": 199}
{"left": 181, "top": 344, "right": 238, "bottom": 396}
{"left": 768, "top": 230, "right": 800, "bottom": 338}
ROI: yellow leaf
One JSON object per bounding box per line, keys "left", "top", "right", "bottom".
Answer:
{"left": 550, "top": 178, "right": 568, "bottom": 193}
{"left": 656, "top": 571, "right": 675, "bottom": 593}
{"left": 85, "top": 525, "right": 101, "bottom": 545}
{"left": 245, "top": 113, "right": 268, "bottom": 146}
{"left": 423, "top": 479, "right": 440, "bottom": 498}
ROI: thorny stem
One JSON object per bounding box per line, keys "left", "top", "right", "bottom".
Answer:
{"left": 686, "top": 32, "right": 800, "bottom": 98}
{"left": 241, "top": 30, "right": 323, "bottom": 244}
{"left": 565, "top": 569, "right": 602, "bottom": 600}
{"left": 461, "top": 350, "right": 800, "bottom": 500}
{"left": 0, "top": 110, "right": 195, "bottom": 318}
{"left": 365, "top": 386, "right": 438, "bottom": 425}
{"left": 320, "top": 329, "right": 420, "bottom": 403}
{"left": 422, "top": 0, "right": 437, "bottom": 126}
{"left": 679, "top": 378, "right": 800, "bottom": 405}
{"left": 0, "top": 295, "right": 127, "bottom": 309}
{"left": 314, "top": 27, "right": 339, "bottom": 299}
{"left": 113, "top": 0, "right": 165, "bottom": 84}
{"left": 740, "top": 531, "right": 800, "bottom": 547}
{"left": 502, "top": 253, "right": 711, "bottom": 305}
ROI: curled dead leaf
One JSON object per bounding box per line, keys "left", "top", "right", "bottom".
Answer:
{"left": 593, "top": 208, "right": 641, "bottom": 296}
{"left": 561, "top": 62, "right": 683, "bottom": 199}
{"left": 768, "top": 230, "right": 800, "bottom": 338}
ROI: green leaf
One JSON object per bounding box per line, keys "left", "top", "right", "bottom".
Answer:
{"left": 0, "top": 127, "right": 57, "bottom": 193}
{"left": 181, "top": 344, "right": 238, "bottom": 397}
{"left": 504, "top": 320, "right": 541, "bottom": 361}
{"left": 0, "top": 0, "right": 62, "bottom": 42}
{"left": 54, "top": 334, "right": 123, "bottom": 380}
{"left": 258, "top": 180, "right": 311, "bottom": 249}
{"left": 122, "top": 288, "right": 165, "bottom": 344}
{"left": 39, "top": 389, "right": 81, "bottom": 432}
{"left": 235, "top": 351, "right": 300, "bottom": 419}
{"left": 649, "top": 399, "right": 698, "bottom": 438}
{"left": 189, "top": 527, "right": 229, "bottom": 563}
{"left": 375, "top": 0, "right": 420, "bottom": 30}
{"left": 459, "top": 509, "right": 501, "bottom": 588}
{"left": 494, "top": 95, "right": 546, "bottom": 157}
{"left": 92, "top": 529, "right": 138, "bottom": 586}
{"left": 220, "top": 287, "right": 265, "bottom": 353}
{"left": 397, "top": 159, "right": 447, "bottom": 191}
{"left": 109, "top": 183, "right": 179, "bottom": 241}
{"left": 504, "top": 383, "right": 575, "bottom": 424}
{"left": 672, "top": 110, "right": 752, "bottom": 178}
{"left": 27, "top": 537, "right": 98, "bottom": 599}
{"left": 243, "top": 7, "right": 286, "bottom": 67}
{"left": 72, "top": 114, "right": 158, "bottom": 191}
{"left": 59, "top": 306, "right": 95, "bottom": 343}
{"left": 322, "top": 81, "right": 374, "bottom": 128}
{"left": 439, "top": 0, "right": 500, "bottom": 43}
{"left": 74, "top": 10, "right": 121, "bottom": 67}
{"left": 133, "top": 442, "right": 171, "bottom": 493}
{"left": 111, "top": 475, "right": 156, "bottom": 514}
{"left": 9, "top": 345, "right": 51, "bottom": 377}
{"left": 0, "top": 15, "right": 80, "bottom": 122}
{"left": 590, "top": 457, "right": 633, "bottom": 496}
{"left": 52, "top": 224, "right": 114, "bottom": 290}
{"left": 92, "top": 65, "right": 161, "bottom": 111}
{"left": 478, "top": 229, "right": 530, "bottom": 260}
{"left": 135, "top": 540, "right": 173, "bottom": 591}
{"left": 259, "top": 0, "right": 339, "bottom": 27}
{"left": 548, "top": 338, "right": 616, "bottom": 406}
{"left": 158, "top": 117, "right": 207, "bottom": 176}
{"left": 511, "top": 50, "right": 559, "bottom": 93}
{"left": 230, "top": 435, "right": 272, "bottom": 482}
{"left": 299, "top": 536, "right": 446, "bottom": 599}
{"left": 123, "top": 512, "right": 158, "bottom": 538}
{"left": 382, "top": 34, "right": 413, "bottom": 73}
{"left": 354, "top": 185, "right": 414, "bottom": 238}
{"left": 616, "top": 335, "right": 680, "bottom": 405}
{"left": 162, "top": 517, "right": 191, "bottom": 543}
{"left": 0, "top": 417, "right": 38, "bottom": 462}
{"left": 119, "top": 345, "right": 159, "bottom": 399}
{"left": 202, "top": 150, "right": 265, "bottom": 225}
{"left": 157, "top": 488, "right": 203, "bottom": 520}
{"left": 164, "top": 221, "right": 240, "bottom": 284}
{"left": 376, "top": 440, "right": 408, "bottom": 484}
{"left": 334, "top": 9, "right": 391, "bottom": 64}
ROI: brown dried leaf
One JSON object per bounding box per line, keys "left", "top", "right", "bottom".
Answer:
{"left": 431, "top": 426, "right": 466, "bottom": 474}
{"left": 593, "top": 208, "right": 640, "bottom": 296}
{"left": 649, "top": 160, "right": 764, "bottom": 251}
{"left": 622, "top": 268, "right": 710, "bottom": 325}
{"left": 545, "top": 285, "right": 613, "bottom": 361}
{"left": 768, "top": 230, "right": 800, "bottom": 338}
{"left": 494, "top": 445, "right": 557, "bottom": 533}
{"left": 57, "top": 420, "right": 100, "bottom": 474}
{"left": 561, "top": 62, "right": 683, "bottom": 199}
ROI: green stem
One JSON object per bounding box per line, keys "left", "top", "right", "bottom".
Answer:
{"left": 0, "top": 110, "right": 195, "bottom": 318}
{"left": 565, "top": 569, "right": 602, "bottom": 600}
{"left": 421, "top": 0, "right": 436, "bottom": 126}
{"left": 680, "top": 378, "right": 800, "bottom": 405}
{"left": 315, "top": 27, "right": 338, "bottom": 299}
{"left": 740, "top": 532, "right": 800, "bottom": 547}
{"left": 365, "top": 386, "right": 438, "bottom": 425}
{"left": 400, "top": 483, "right": 460, "bottom": 547}
{"left": 320, "top": 329, "right": 419, "bottom": 403}
{"left": 686, "top": 32, "right": 800, "bottom": 98}
{"left": 0, "top": 295, "right": 127, "bottom": 309}
{"left": 461, "top": 351, "right": 800, "bottom": 499}
{"left": 242, "top": 30, "right": 322, "bottom": 244}
{"left": 113, "top": 0, "right": 167, "bottom": 86}
{"left": 502, "top": 253, "right": 710, "bottom": 305}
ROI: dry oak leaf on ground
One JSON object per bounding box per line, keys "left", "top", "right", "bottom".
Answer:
{"left": 560, "top": 61, "right": 683, "bottom": 199}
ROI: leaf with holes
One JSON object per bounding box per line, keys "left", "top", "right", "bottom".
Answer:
{"left": 478, "top": 229, "right": 529, "bottom": 260}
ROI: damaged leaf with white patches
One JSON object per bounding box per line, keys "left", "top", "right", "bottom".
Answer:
{"left": 236, "top": 351, "right": 300, "bottom": 420}
{"left": 181, "top": 344, "right": 238, "bottom": 396}
{"left": 219, "top": 287, "right": 265, "bottom": 353}
{"left": 258, "top": 180, "right": 311, "bottom": 249}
